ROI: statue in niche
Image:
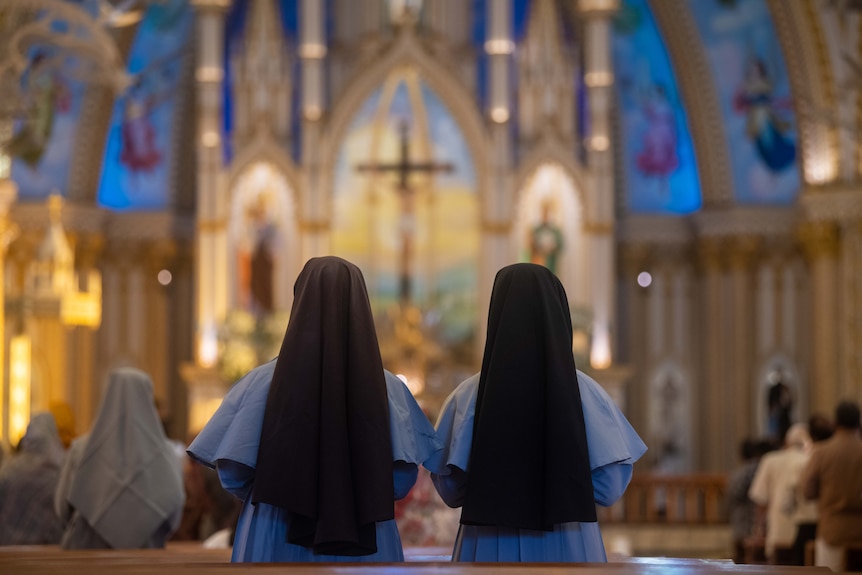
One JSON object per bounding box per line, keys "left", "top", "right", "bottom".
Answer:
{"left": 654, "top": 376, "right": 684, "bottom": 473}
{"left": 238, "top": 191, "right": 277, "bottom": 315}
{"left": 529, "top": 198, "right": 564, "bottom": 275}
{"left": 766, "top": 369, "right": 793, "bottom": 442}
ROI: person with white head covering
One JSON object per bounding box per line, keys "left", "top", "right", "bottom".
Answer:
{"left": 188, "top": 256, "right": 442, "bottom": 562}
{"left": 54, "top": 367, "right": 185, "bottom": 549}
{"left": 0, "top": 413, "right": 65, "bottom": 545}
{"left": 428, "top": 263, "right": 647, "bottom": 562}
{"left": 749, "top": 422, "right": 814, "bottom": 563}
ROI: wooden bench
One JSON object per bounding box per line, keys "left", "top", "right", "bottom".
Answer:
{"left": 0, "top": 545, "right": 831, "bottom": 575}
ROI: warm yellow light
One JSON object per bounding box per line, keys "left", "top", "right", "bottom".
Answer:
{"left": 590, "top": 326, "right": 612, "bottom": 370}
{"left": 590, "top": 135, "right": 610, "bottom": 151}
{"left": 304, "top": 105, "right": 322, "bottom": 121}
{"left": 199, "top": 326, "right": 219, "bottom": 368}
{"left": 490, "top": 106, "right": 510, "bottom": 123}
{"left": 484, "top": 39, "right": 515, "bottom": 55}
{"left": 584, "top": 71, "right": 614, "bottom": 87}
{"left": 299, "top": 43, "right": 327, "bottom": 59}
{"left": 201, "top": 131, "right": 221, "bottom": 147}
{"left": 806, "top": 155, "right": 837, "bottom": 184}
{"left": 190, "top": 398, "right": 224, "bottom": 435}
{"left": 9, "top": 335, "right": 31, "bottom": 445}
{"left": 195, "top": 66, "right": 224, "bottom": 83}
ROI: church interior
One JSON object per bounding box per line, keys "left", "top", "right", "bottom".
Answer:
{"left": 0, "top": 0, "right": 861, "bottom": 564}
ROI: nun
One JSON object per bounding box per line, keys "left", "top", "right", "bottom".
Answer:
{"left": 429, "top": 263, "right": 647, "bottom": 562}
{"left": 0, "top": 413, "right": 65, "bottom": 545}
{"left": 188, "top": 256, "right": 442, "bottom": 562}
{"left": 55, "top": 368, "right": 185, "bottom": 549}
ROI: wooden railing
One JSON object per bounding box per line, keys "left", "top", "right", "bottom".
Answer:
{"left": 598, "top": 474, "right": 728, "bottom": 524}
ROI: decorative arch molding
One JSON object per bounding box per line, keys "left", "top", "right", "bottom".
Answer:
{"left": 225, "top": 133, "right": 300, "bottom": 207}
{"left": 513, "top": 138, "right": 589, "bottom": 218}
{"left": 319, "top": 27, "right": 490, "bottom": 220}
{"left": 768, "top": 0, "right": 840, "bottom": 185}
{"left": 647, "top": 0, "right": 734, "bottom": 208}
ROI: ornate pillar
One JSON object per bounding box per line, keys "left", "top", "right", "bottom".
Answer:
{"left": 479, "top": 0, "right": 514, "bottom": 357}
{"left": 300, "top": 0, "right": 329, "bottom": 260}
{"left": 72, "top": 233, "right": 104, "bottom": 428}
{"left": 697, "top": 237, "right": 728, "bottom": 471}
{"left": 192, "top": 0, "right": 229, "bottom": 368}
{"left": 727, "top": 236, "right": 760, "bottom": 454}
{"left": 0, "top": 177, "right": 18, "bottom": 444}
{"left": 578, "top": 0, "right": 618, "bottom": 369}
{"left": 144, "top": 240, "right": 177, "bottom": 405}
{"left": 799, "top": 221, "right": 841, "bottom": 415}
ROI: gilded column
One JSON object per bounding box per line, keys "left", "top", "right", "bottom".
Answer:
{"left": 192, "top": 0, "right": 229, "bottom": 368}
{"left": 476, "top": 0, "right": 514, "bottom": 358}
{"left": 728, "top": 236, "right": 760, "bottom": 456}
{"left": 620, "top": 243, "right": 651, "bottom": 435}
{"left": 579, "top": 0, "right": 618, "bottom": 369}
{"left": 72, "top": 233, "right": 104, "bottom": 428}
{"left": 0, "top": 177, "right": 19, "bottom": 443}
{"left": 799, "top": 221, "right": 840, "bottom": 416}
{"left": 144, "top": 240, "right": 177, "bottom": 406}
{"left": 697, "top": 237, "right": 727, "bottom": 471}
{"left": 300, "top": 0, "right": 329, "bottom": 260}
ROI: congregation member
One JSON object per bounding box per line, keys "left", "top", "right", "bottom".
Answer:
{"left": 0, "top": 413, "right": 65, "bottom": 545}
{"left": 55, "top": 368, "right": 185, "bottom": 549}
{"left": 748, "top": 422, "right": 813, "bottom": 563}
{"left": 802, "top": 400, "right": 862, "bottom": 571}
{"left": 726, "top": 438, "right": 764, "bottom": 564}
{"left": 790, "top": 414, "right": 833, "bottom": 566}
{"left": 429, "top": 263, "right": 646, "bottom": 562}
{"left": 188, "top": 256, "right": 442, "bottom": 562}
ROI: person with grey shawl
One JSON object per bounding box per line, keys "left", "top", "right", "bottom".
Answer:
{"left": 54, "top": 368, "right": 185, "bottom": 549}
{"left": 0, "top": 413, "right": 65, "bottom": 545}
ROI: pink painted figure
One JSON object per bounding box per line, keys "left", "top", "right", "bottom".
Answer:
{"left": 635, "top": 84, "right": 678, "bottom": 193}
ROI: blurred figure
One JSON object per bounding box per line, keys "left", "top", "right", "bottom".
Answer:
{"left": 726, "top": 438, "right": 762, "bottom": 563}
{"left": 802, "top": 400, "right": 862, "bottom": 572}
{"left": 0, "top": 414, "right": 65, "bottom": 545}
{"left": 790, "top": 414, "right": 834, "bottom": 565}
{"left": 749, "top": 423, "right": 812, "bottom": 563}
{"left": 55, "top": 368, "right": 185, "bottom": 549}
{"left": 48, "top": 401, "right": 76, "bottom": 450}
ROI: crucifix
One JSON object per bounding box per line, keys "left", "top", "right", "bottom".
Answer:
{"left": 356, "top": 120, "right": 453, "bottom": 304}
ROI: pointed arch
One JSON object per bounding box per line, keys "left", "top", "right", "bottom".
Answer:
{"left": 320, "top": 29, "right": 490, "bottom": 217}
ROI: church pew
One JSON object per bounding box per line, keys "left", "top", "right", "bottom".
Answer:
{"left": 0, "top": 548, "right": 832, "bottom": 575}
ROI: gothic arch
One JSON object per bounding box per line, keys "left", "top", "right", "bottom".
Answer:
{"left": 767, "top": 0, "right": 840, "bottom": 185}
{"left": 319, "top": 28, "right": 490, "bottom": 218}
{"left": 514, "top": 141, "right": 589, "bottom": 215}
{"left": 648, "top": 0, "right": 734, "bottom": 207}
{"left": 225, "top": 135, "right": 300, "bottom": 203}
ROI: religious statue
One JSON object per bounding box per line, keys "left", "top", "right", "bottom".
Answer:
{"left": 237, "top": 191, "right": 277, "bottom": 315}
{"left": 529, "top": 199, "right": 564, "bottom": 275}
{"left": 766, "top": 369, "right": 792, "bottom": 442}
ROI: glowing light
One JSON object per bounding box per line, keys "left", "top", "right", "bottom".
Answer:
{"left": 590, "top": 135, "right": 610, "bottom": 151}
{"left": 158, "top": 269, "right": 173, "bottom": 286}
{"left": 590, "top": 326, "right": 612, "bottom": 370}
{"left": 490, "top": 106, "right": 510, "bottom": 123}
{"left": 484, "top": 39, "right": 515, "bottom": 55}
{"left": 396, "top": 374, "right": 409, "bottom": 384}
{"left": 637, "top": 272, "right": 652, "bottom": 288}
{"left": 395, "top": 373, "right": 425, "bottom": 396}
{"left": 9, "top": 335, "right": 31, "bottom": 445}
{"left": 584, "top": 71, "right": 614, "bottom": 87}
{"left": 304, "top": 105, "right": 322, "bottom": 121}
{"left": 806, "top": 156, "right": 837, "bottom": 184}
{"left": 195, "top": 66, "right": 224, "bottom": 83}
{"left": 201, "top": 131, "right": 220, "bottom": 148}
{"left": 199, "top": 326, "right": 219, "bottom": 368}
{"left": 299, "top": 43, "right": 327, "bottom": 59}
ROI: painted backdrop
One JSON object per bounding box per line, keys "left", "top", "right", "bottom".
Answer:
{"left": 688, "top": 0, "right": 799, "bottom": 204}
{"left": 613, "top": 0, "right": 701, "bottom": 214}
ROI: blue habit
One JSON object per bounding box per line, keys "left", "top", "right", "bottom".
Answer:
{"left": 188, "top": 360, "right": 442, "bottom": 562}
{"left": 428, "top": 370, "right": 647, "bottom": 562}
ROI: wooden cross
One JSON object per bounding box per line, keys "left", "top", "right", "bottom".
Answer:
{"left": 356, "top": 120, "right": 453, "bottom": 304}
